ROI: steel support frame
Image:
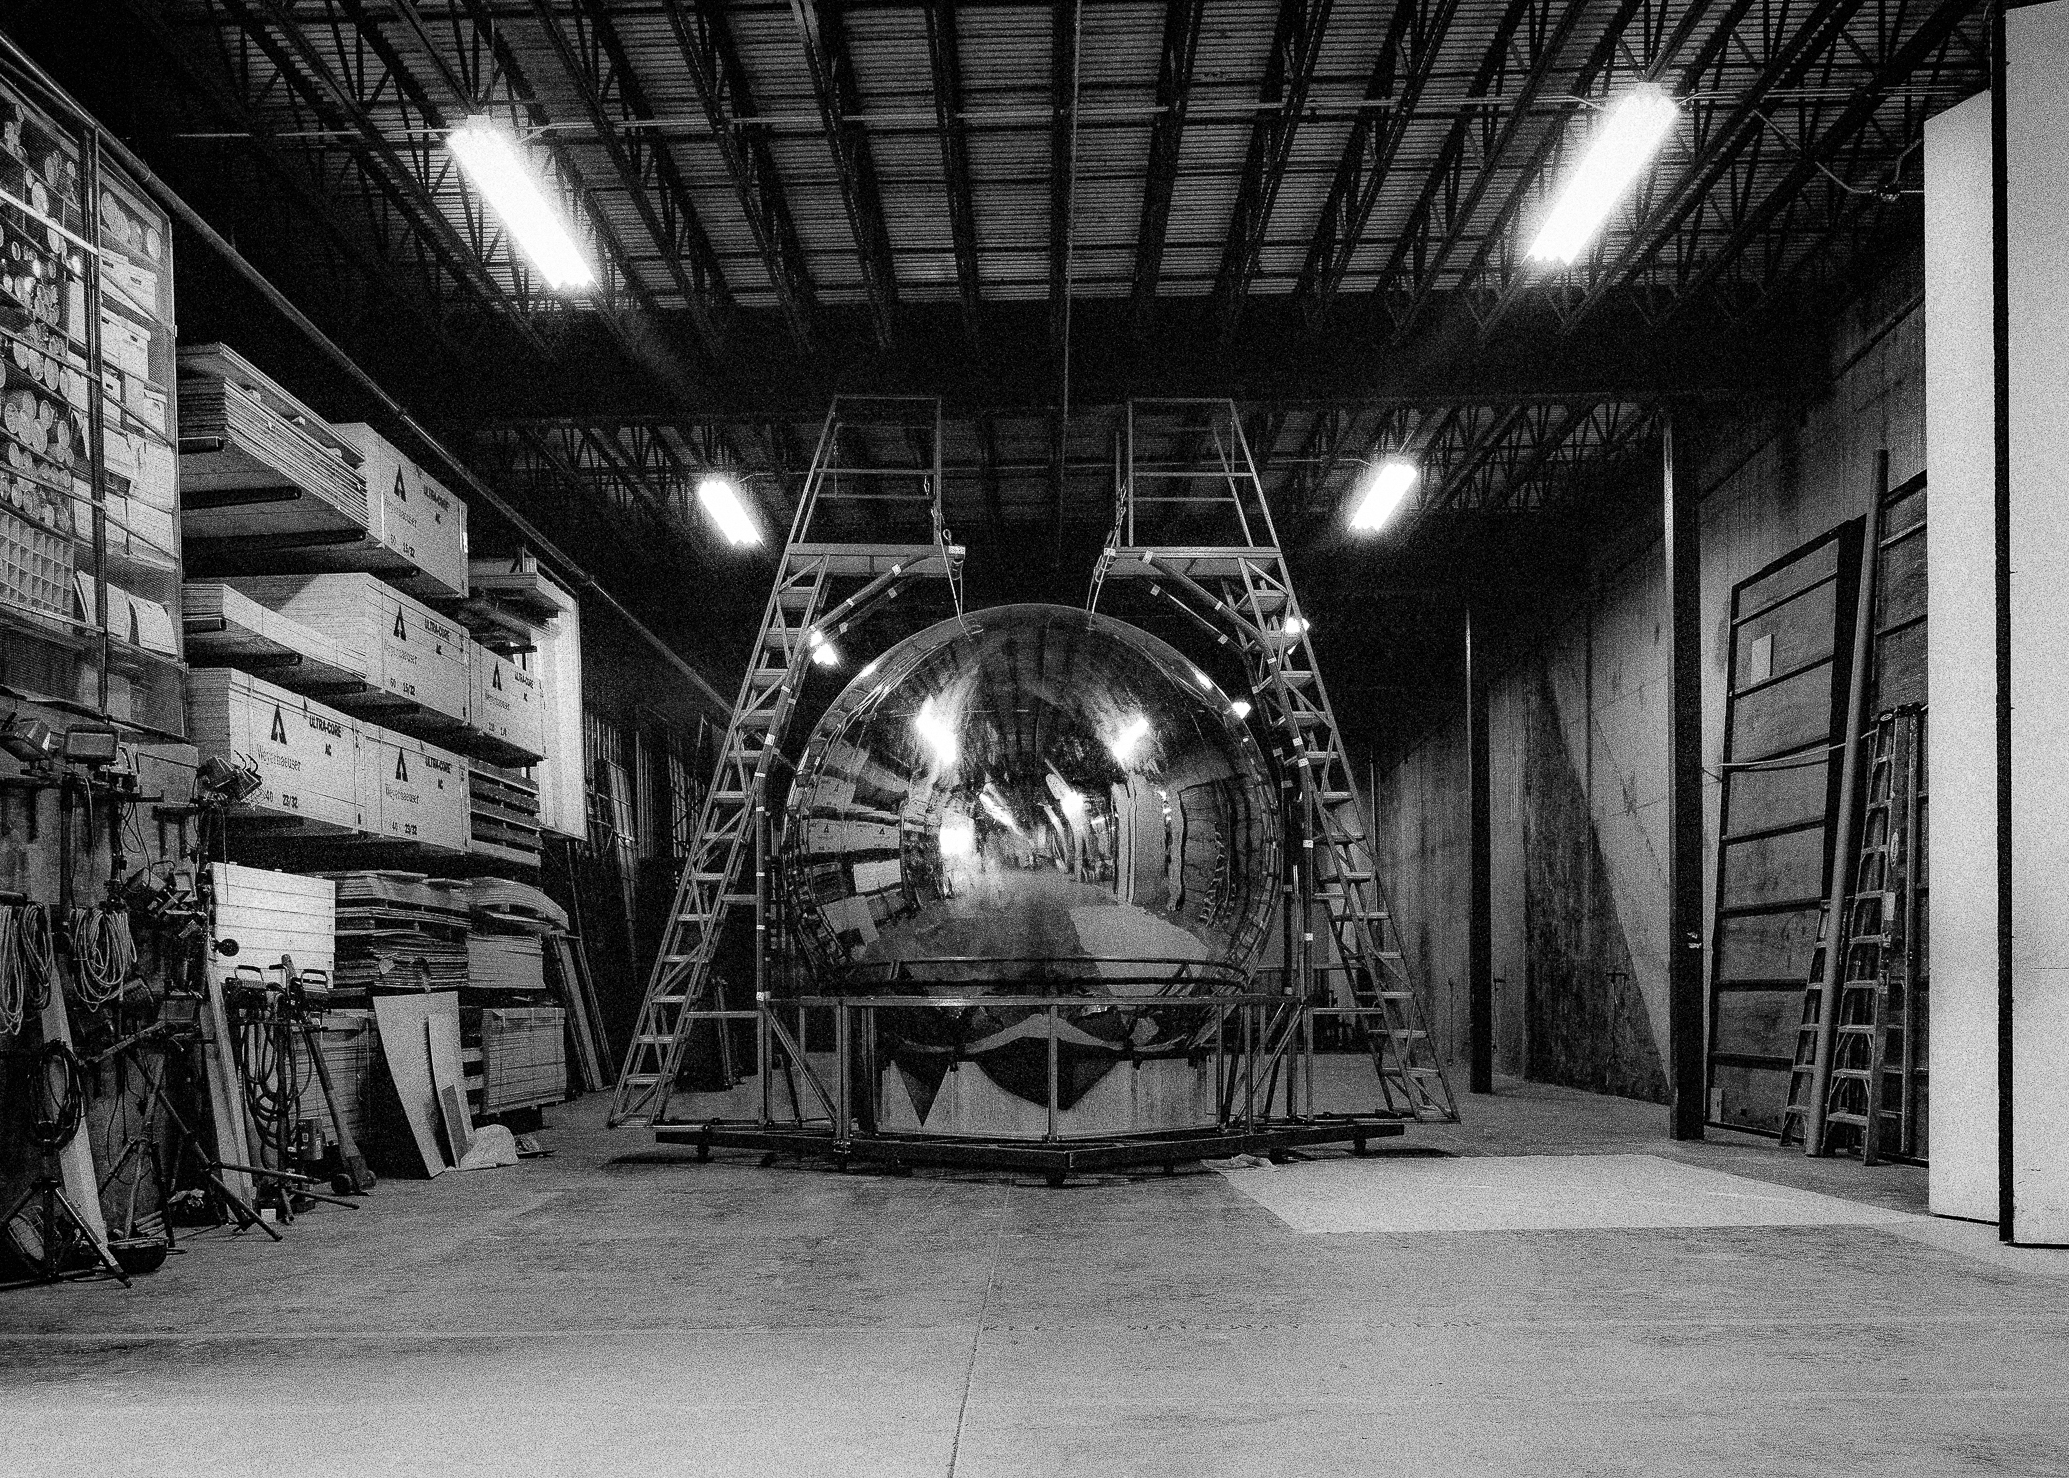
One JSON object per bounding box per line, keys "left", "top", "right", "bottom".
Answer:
{"left": 1090, "top": 399, "right": 1461, "bottom": 1121}
{"left": 1211, "top": 0, "right": 1334, "bottom": 335}
{"left": 668, "top": 0, "right": 821, "bottom": 345}
{"left": 609, "top": 398, "right": 962, "bottom": 1127}
{"left": 789, "top": 0, "right": 900, "bottom": 345}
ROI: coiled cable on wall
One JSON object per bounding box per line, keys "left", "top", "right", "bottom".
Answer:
{"left": 26, "top": 1039, "right": 85, "bottom": 1150}
{"left": 0, "top": 903, "right": 59, "bottom": 1037}
{"left": 65, "top": 905, "right": 134, "bottom": 1010}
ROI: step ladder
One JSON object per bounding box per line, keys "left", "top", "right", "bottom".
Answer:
{"left": 1779, "top": 706, "right": 1924, "bottom": 1158}
{"left": 1089, "top": 400, "right": 1458, "bottom": 1122}
{"left": 609, "top": 399, "right": 962, "bottom": 1126}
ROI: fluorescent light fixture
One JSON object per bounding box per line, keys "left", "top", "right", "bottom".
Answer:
{"left": 1109, "top": 715, "right": 1151, "bottom": 764}
{"left": 915, "top": 700, "right": 958, "bottom": 766}
{"left": 446, "top": 118, "right": 596, "bottom": 291}
{"left": 1229, "top": 699, "right": 1252, "bottom": 721}
{"left": 1350, "top": 458, "right": 1418, "bottom": 534}
{"left": 939, "top": 813, "right": 975, "bottom": 857}
{"left": 697, "top": 474, "right": 760, "bottom": 547}
{"left": 1527, "top": 85, "right": 1680, "bottom": 264}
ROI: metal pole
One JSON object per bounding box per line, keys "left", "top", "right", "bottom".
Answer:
{"left": 1046, "top": 1006, "right": 1059, "bottom": 1142}
{"left": 1664, "top": 407, "right": 1707, "bottom": 1141}
{"left": 1467, "top": 602, "right": 1495, "bottom": 1094}
{"left": 834, "top": 1000, "right": 852, "bottom": 1146}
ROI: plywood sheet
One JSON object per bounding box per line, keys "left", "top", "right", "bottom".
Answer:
{"left": 372, "top": 992, "right": 460, "bottom": 1177}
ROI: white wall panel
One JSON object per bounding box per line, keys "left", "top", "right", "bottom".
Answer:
{"left": 2006, "top": 2, "right": 2069, "bottom": 1244}
{"left": 1923, "top": 89, "right": 1999, "bottom": 1224}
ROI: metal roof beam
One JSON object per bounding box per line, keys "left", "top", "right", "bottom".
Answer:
{"left": 1366, "top": 0, "right": 1539, "bottom": 324}
{"left": 665, "top": 0, "right": 820, "bottom": 347}
{"left": 790, "top": 0, "right": 900, "bottom": 346}
{"left": 924, "top": 0, "right": 983, "bottom": 336}
{"left": 1049, "top": 0, "right": 1081, "bottom": 354}
{"left": 1481, "top": 0, "right": 1870, "bottom": 340}
{"left": 1639, "top": 0, "right": 1981, "bottom": 324}
{"left": 1381, "top": 0, "right": 1602, "bottom": 342}
{"left": 1293, "top": 0, "right": 1462, "bottom": 319}
{"left": 528, "top": 0, "right": 735, "bottom": 342}
{"left": 1126, "top": 0, "right": 1206, "bottom": 331}
{"left": 1443, "top": 0, "right": 1702, "bottom": 318}
{"left": 1212, "top": 0, "right": 1334, "bottom": 335}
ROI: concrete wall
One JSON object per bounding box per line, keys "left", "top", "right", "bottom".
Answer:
{"left": 1375, "top": 253, "right": 1925, "bottom": 1104}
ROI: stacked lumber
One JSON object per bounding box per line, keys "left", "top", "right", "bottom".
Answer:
{"left": 324, "top": 870, "right": 469, "bottom": 992}
{"left": 469, "top": 765, "right": 541, "bottom": 867}
{"left": 466, "top": 876, "right": 566, "bottom": 931}
{"left": 178, "top": 344, "right": 368, "bottom": 539}
{"left": 467, "top": 933, "right": 546, "bottom": 994}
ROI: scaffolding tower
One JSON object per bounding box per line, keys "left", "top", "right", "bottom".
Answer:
{"left": 1089, "top": 399, "right": 1458, "bottom": 1123}
{"left": 609, "top": 397, "right": 963, "bottom": 1127}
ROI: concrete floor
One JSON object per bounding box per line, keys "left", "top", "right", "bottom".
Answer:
{"left": 3, "top": 1077, "right": 2067, "bottom": 1477}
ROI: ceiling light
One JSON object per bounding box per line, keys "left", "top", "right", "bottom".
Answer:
{"left": 1527, "top": 85, "right": 1680, "bottom": 264}
{"left": 1229, "top": 699, "right": 1252, "bottom": 721}
{"left": 697, "top": 474, "right": 760, "bottom": 547}
{"left": 1109, "top": 715, "right": 1151, "bottom": 764}
{"left": 446, "top": 118, "right": 596, "bottom": 291}
{"left": 1350, "top": 458, "right": 1418, "bottom": 534}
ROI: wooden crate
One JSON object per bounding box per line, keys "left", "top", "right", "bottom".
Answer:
{"left": 356, "top": 720, "right": 470, "bottom": 853}
{"left": 330, "top": 423, "right": 470, "bottom": 601}
{"left": 210, "top": 862, "right": 335, "bottom": 982}
{"left": 186, "top": 667, "right": 368, "bottom": 833}
{"left": 224, "top": 573, "right": 470, "bottom": 729}
{"left": 466, "top": 640, "right": 545, "bottom": 763}
{"left": 480, "top": 1006, "right": 566, "bottom": 1114}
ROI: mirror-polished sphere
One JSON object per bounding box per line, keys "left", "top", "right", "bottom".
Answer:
{"left": 782, "top": 603, "right": 1280, "bottom": 1113}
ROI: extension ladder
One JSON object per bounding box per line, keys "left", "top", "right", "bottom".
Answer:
{"left": 1779, "top": 706, "right": 1924, "bottom": 1158}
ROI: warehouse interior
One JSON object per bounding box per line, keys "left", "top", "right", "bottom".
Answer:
{"left": 4, "top": 1, "right": 2068, "bottom": 1473}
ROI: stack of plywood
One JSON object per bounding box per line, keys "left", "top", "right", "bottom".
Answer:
{"left": 356, "top": 726, "right": 470, "bottom": 853}
{"left": 327, "top": 871, "right": 470, "bottom": 992}
{"left": 466, "top": 641, "right": 545, "bottom": 764}
{"left": 224, "top": 573, "right": 470, "bottom": 732}
{"left": 468, "top": 932, "right": 546, "bottom": 994}
{"left": 177, "top": 344, "right": 367, "bottom": 541}
{"left": 181, "top": 582, "right": 368, "bottom": 696}
{"left": 186, "top": 668, "right": 368, "bottom": 833}
{"left": 480, "top": 1006, "right": 566, "bottom": 1113}
{"left": 329, "top": 423, "right": 470, "bottom": 601}
{"left": 468, "top": 766, "right": 541, "bottom": 867}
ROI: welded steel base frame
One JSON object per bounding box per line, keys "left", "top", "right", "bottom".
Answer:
{"left": 655, "top": 1117, "right": 1406, "bottom": 1185}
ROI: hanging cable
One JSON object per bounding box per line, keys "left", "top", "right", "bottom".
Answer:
{"left": 65, "top": 905, "right": 134, "bottom": 1010}
{"left": 26, "top": 1039, "right": 86, "bottom": 1150}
